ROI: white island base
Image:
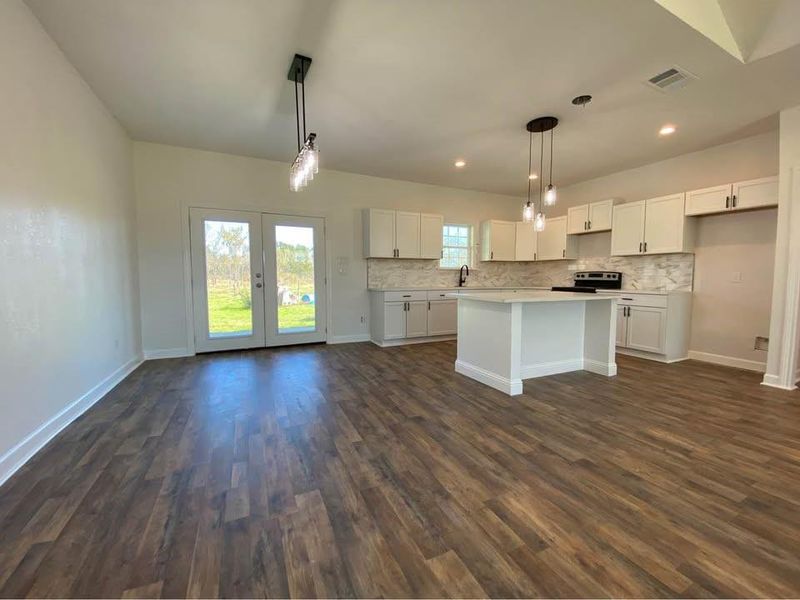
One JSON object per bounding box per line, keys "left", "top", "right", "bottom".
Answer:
{"left": 449, "top": 291, "right": 618, "bottom": 396}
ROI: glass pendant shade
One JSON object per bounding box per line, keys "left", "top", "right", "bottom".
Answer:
{"left": 522, "top": 202, "right": 535, "bottom": 222}
{"left": 534, "top": 212, "right": 546, "bottom": 232}
{"left": 544, "top": 184, "right": 557, "bottom": 206}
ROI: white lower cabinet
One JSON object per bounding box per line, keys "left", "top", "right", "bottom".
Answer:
{"left": 370, "top": 290, "right": 458, "bottom": 345}
{"left": 607, "top": 291, "right": 692, "bottom": 362}
{"left": 406, "top": 301, "right": 429, "bottom": 338}
{"left": 428, "top": 300, "right": 458, "bottom": 335}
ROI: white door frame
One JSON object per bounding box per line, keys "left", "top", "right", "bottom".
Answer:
{"left": 262, "top": 213, "right": 327, "bottom": 346}
{"left": 181, "top": 202, "right": 331, "bottom": 355}
{"left": 189, "top": 208, "right": 267, "bottom": 352}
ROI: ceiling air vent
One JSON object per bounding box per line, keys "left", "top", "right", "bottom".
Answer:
{"left": 646, "top": 66, "right": 696, "bottom": 92}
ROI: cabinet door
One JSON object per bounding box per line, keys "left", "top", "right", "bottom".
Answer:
{"left": 514, "top": 222, "right": 537, "bottom": 260}
{"left": 428, "top": 300, "right": 457, "bottom": 335}
{"left": 395, "top": 211, "right": 421, "bottom": 258}
{"left": 733, "top": 176, "right": 778, "bottom": 210}
{"left": 588, "top": 199, "right": 614, "bottom": 231}
{"left": 488, "top": 221, "right": 516, "bottom": 261}
{"left": 406, "top": 301, "right": 428, "bottom": 337}
{"left": 537, "top": 216, "right": 569, "bottom": 260}
{"left": 685, "top": 184, "right": 731, "bottom": 216}
{"left": 644, "top": 193, "right": 686, "bottom": 254}
{"left": 626, "top": 307, "right": 665, "bottom": 353}
{"left": 615, "top": 305, "right": 628, "bottom": 347}
{"left": 567, "top": 204, "right": 589, "bottom": 234}
{"left": 420, "top": 213, "right": 444, "bottom": 259}
{"left": 610, "top": 201, "right": 645, "bottom": 256}
{"left": 365, "top": 209, "right": 395, "bottom": 258}
{"left": 384, "top": 303, "right": 406, "bottom": 340}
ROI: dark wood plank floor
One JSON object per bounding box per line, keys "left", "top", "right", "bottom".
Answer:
{"left": 2, "top": 341, "right": 800, "bottom": 598}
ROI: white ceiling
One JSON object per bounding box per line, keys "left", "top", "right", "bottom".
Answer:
{"left": 26, "top": 0, "right": 800, "bottom": 196}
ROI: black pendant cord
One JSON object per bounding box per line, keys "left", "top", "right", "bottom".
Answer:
{"left": 549, "top": 128, "right": 554, "bottom": 187}
{"left": 527, "top": 131, "right": 533, "bottom": 205}
{"left": 301, "top": 60, "right": 307, "bottom": 143}
{"left": 294, "top": 69, "right": 301, "bottom": 154}
{"left": 539, "top": 129, "right": 545, "bottom": 207}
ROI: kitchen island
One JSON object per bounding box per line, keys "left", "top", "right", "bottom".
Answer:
{"left": 447, "top": 290, "right": 618, "bottom": 395}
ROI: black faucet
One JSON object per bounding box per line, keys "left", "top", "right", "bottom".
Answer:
{"left": 458, "top": 264, "right": 470, "bottom": 287}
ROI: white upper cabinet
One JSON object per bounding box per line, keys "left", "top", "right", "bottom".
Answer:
{"left": 420, "top": 213, "right": 444, "bottom": 259}
{"left": 481, "top": 220, "right": 516, "bottom": 261}
{"left": 733, "top": 176, "right": 778, "bottom": 211}
{"left": 643, "top": 193, "right": 688, "bottom": 254}
{"left": 514, "top": 222, "right": 537, "bottom": 261}
{"left": 685, "top": 184, "right": 731, "bottom": 216}
{"left": 395, "top": 211, "right": 421, "bottom": 258}
{"left": 610, "top": 201, "right": 646, "bottom": 256}
{"left": 567, "top": 199, "right": 619, "bottom": 234}
{"left": 362, "top": 209, "right": 396, "bottom": 258}
{"left": 363, "top": 209, "right": 444, "bottom": 259}
{"left": 611, "top": 194, "right": 692, "bottom": 256}
{"left": 536, "top": 216, "right": 578, "bottom": 261}
{"left": 588, "top": 199, "right": 617, "bottom": 231}
{"left": 567, "top": 205, "right": 589, "bottom": 234}
{"left": 685, "top": 176, "right": 777, "bottom": 216}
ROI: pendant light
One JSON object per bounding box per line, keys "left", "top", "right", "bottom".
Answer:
{"left": 544, "top": 127, "right": 557, "bottom": 206}
{"left": 522, "top": 129, "right": 535, "bottom": 222}
{"left": 288, "top": 54, "right": 318, "bottom": 192}
{"left": 525, "top": 116, "right": 559, "bottom": 231}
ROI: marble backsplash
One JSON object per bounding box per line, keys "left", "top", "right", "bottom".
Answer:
{"left": 367, "top": 253, "right": 695, "bottom": 291}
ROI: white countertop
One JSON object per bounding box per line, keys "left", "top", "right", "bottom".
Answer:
{"left": 369, "top": 286, "right": 680, "bottom": 295}
{"left": 446, "top": 290, "right": 618, "bottom": 304}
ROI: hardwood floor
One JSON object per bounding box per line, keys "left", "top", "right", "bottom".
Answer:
{"left": 1, "top": 341, "right": 800, "bottom": 598}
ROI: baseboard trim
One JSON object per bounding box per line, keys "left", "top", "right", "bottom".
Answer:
{"left": 455, "top": 360, "right": 522, "bottom": 396}
{"left": 688, "top": 350, "right": 766, "bottom": 373}
{"left": 520, "top": 359, "right": 584, "bottom": 379}
{"left": 327, "top": 334, "right": 371, "bottom": 345}
{"left": 0, "top": 355, "right": 144, "bottom": 488}
{"left": 143, "top": 347, "right": 193, "bottom": 360}
{"left": 372, "top": 335, "right": 456, "bottom": 348}
{"left": 761, "top": 373, "right": 798, "bottom": 390}
{"left": 615, "top": 347, "right": 687, "bottom": 364}
{"left": 584, "top": 358, "right": 618, "bottom": 377}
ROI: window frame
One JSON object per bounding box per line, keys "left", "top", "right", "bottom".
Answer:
{"left": 439, "top": 223, "right": 474, "bottom": 270}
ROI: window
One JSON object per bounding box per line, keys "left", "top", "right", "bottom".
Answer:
{"left": 440, "top": 224, "right": 472, "bottom": 269}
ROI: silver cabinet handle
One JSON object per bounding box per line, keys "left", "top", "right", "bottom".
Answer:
{"left": 732, "top": 194, "right": 737, "bottom": 207}
{"left": 725, "top": 196, "right": 730, "bottom": 209}
{"left": 584, "top": 221, "right": 587, "bottom": 230}
{"left": 644, "top": 241, "right": 647, "bottom": 252}
{"left": 588, "top": 220, "right": 591, "bottom": 229}
{"left": 639, "top": 242, "right": 643, "bottom": 253}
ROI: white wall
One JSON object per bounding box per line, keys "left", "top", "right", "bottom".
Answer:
{"left": 0, "top": 1, "right": 141, "bottom": 480}
{"left": 554, "top": 132, "right": 779, "bottom": 367}
{"left": 134, "top": 142, "right": 522, "bottom": 353}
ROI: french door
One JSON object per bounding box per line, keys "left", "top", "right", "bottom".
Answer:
{"left": 190, "top": 208, "right": 326, "bottom": 353}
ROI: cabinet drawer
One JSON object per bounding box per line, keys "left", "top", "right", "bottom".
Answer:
{"left": 609, "top": 293, "right": 667, "bottom": 308}
{"left": 384, "top": 290, "right": 427, "bottom": 302}
{"left": 427, "top": 289, "right": 457, "bottom": 300}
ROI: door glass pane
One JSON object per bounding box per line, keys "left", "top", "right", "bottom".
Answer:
{"left": 204, "top": 220, "right": 253, "bottom": 337}
{"left": 275, "top": 225, "right": 316, "bottom": 333}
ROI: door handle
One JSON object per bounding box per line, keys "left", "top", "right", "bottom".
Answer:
{"left": 255, "top": 282, "right": 263, "bottom": 288}
{"left": 255, "top": 272, "right": 262, "bottom": 278}
{"left": 428, "top": 301, "right": 431, "bottom": 310}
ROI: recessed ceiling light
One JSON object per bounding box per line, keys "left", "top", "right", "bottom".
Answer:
{"left": 659, "top": 124, "right": 676, "bottom": 136}
{"left": 454, "top": 160, "right": 466, "bottom": 168}
{"left": 528, "top": 173, "right": 538, "bottom": 180}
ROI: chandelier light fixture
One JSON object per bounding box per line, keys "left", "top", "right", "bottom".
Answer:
{"left": 522, "top": 128, "right": 535, "bottom": 222}
{"left": 525, "top": 116, "right": 559, "bottom": 231}
{"left": 288, "top": 54, "right": 318, "bottom": 192}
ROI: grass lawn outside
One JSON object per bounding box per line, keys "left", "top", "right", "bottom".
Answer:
{"left": 207, "top": 282, "right": 315, "bottom": 334}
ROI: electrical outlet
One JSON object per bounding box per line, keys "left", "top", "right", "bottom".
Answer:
{"left": 754, "top": 336, "right": 768, "bottom": 351}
